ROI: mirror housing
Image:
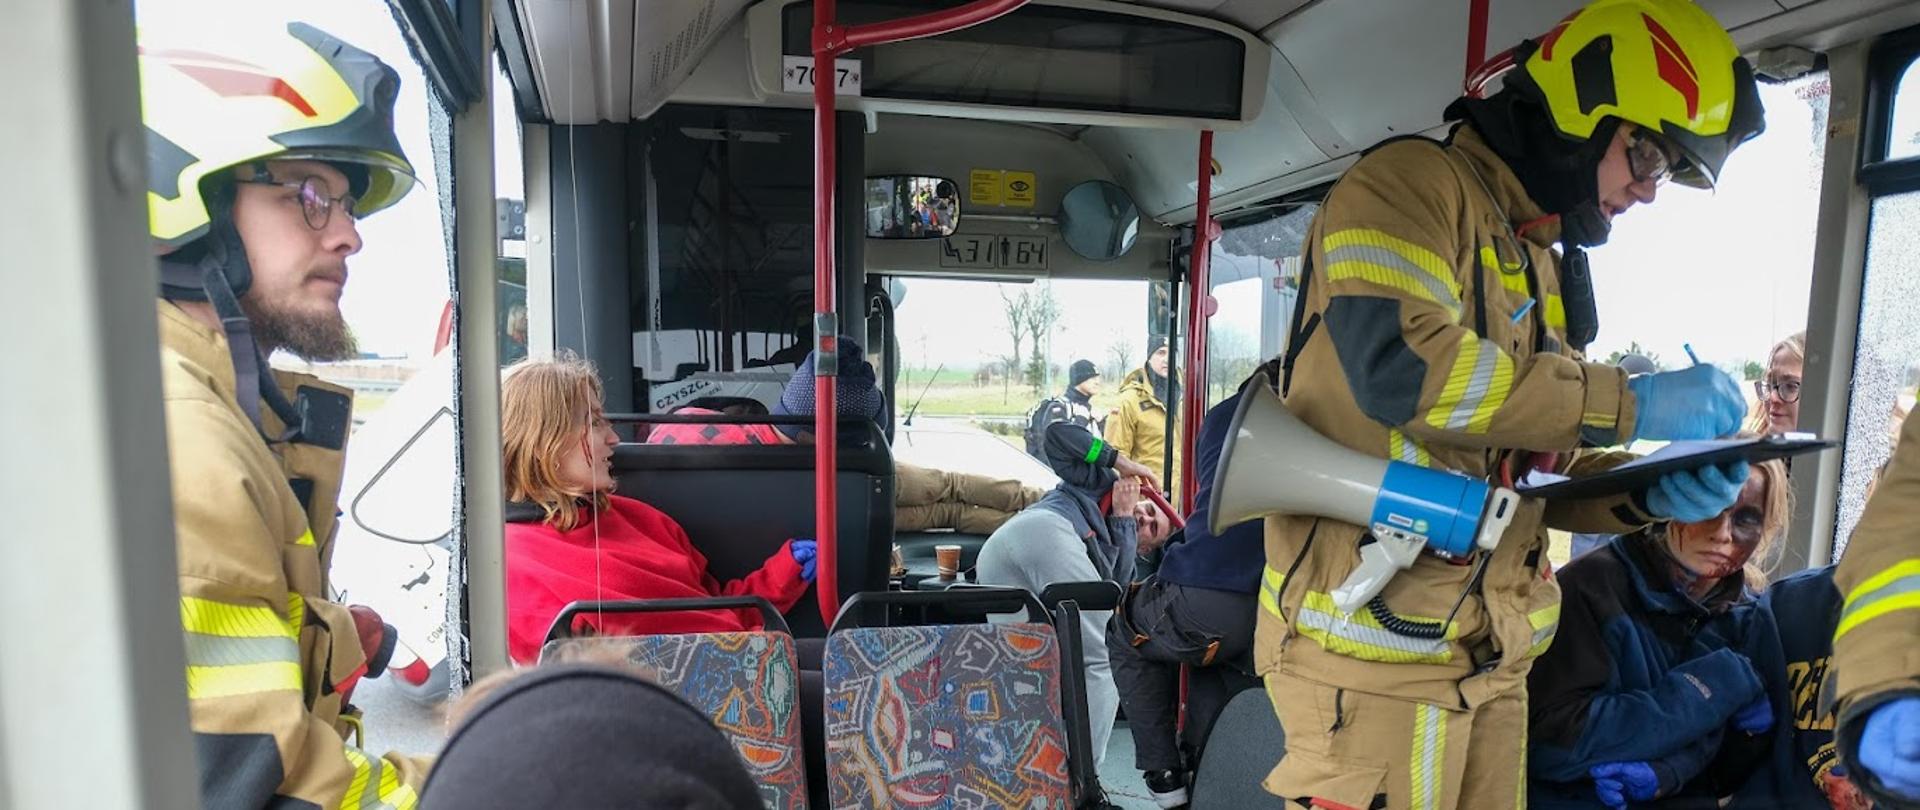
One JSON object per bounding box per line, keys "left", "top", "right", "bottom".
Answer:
{"left": 1058, "top": 180, "right": 1141, "bottom": 261}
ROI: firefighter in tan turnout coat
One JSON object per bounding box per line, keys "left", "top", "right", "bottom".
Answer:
{"left": 142, "top": 16, "right": 429, "bottom": 808}
{"left": 1251, "top": 1, "right": 1767, "bottom": 807}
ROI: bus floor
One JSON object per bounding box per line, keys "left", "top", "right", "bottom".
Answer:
{"left": 353, "top": 675, "right": 1165, "bottom": 808}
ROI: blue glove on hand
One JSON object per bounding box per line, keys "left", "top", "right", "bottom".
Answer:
{"left": 1645, "top": 461, "right": 1749, "bottom": 523}
{"left": 1628, "top": 365, "right": 1747, "bottom": 442}
{"left": 1732, "top": 694, "right": 1774, "bottom": 735}
{"left": 1858, "top": 697, "right": 1920, "bottom": 800}
{"left": 1591, "top": 762, "right": 1660, "bottom": 809}
{"left": 790, "top": 539, "right": 818, "bottom": 583}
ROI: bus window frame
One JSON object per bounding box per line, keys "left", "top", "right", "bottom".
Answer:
{"left": 1858, "top": 24, "right": 1920, "bottom": 195}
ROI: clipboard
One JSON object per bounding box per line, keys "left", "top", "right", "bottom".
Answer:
{"left": 1516, "top": 434, "right": 1835, "bottom": 501}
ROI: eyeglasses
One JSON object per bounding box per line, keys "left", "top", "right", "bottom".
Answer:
{"left": 1754, "top": 379, "right": 1802, "bottom": 404}
{"left": 239, "top": 174, "right": 358, "bottom": 231}
{"left": 1625, "top": 129, "right": 1678, "bottom": 187}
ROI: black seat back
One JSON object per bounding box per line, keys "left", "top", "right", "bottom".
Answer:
{"left": 610, "top": 420, "right": 893, "bottom": 637}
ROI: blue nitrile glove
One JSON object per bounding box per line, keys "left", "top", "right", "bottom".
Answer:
{"left": 1628, "top": 365, "right": 1747, "bottom": 441}
{"left": 790, "top": 539, "right": 818, "bottom": 582}
{"left": 1645, "top": 461, "right": 1749, "bottom": 523}
{"left": 1858, "top": 697, "right": 1920, "bottom": 800}
{"left": 1591, "top": 762, "right": 1660, "bottom": 808}
{"left": 1732, "top": 694, "right": 1774, "bottom": 735}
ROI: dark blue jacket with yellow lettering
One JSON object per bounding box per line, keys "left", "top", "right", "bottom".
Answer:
{"left": 1727, "top": 565, "right": 1844, "bottom": 808}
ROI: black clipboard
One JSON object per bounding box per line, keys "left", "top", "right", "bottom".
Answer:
{"left": 1516, "top": 434, "right": 1835, "bottom": 501}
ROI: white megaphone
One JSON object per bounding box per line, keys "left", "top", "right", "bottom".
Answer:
{"left": 1211, "top": 373, "right": 1519, "bottom": 615}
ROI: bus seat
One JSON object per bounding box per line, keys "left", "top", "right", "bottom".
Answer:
{"left": 1189, "top": 686, "right": 1289, "bottom": 810}
{"left": 538, "top": 598, "right": 810, "bottom": 810}
{"left": 609, "top": 420, "right": 895, "bottom": 638}
{"left": 822, "top": 589, "right": 1073, "bottom": 809}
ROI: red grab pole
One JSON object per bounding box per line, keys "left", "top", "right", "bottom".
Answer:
{"left": 810, "top": 0, "right": 1028, "bottom": 627}
{"left": 1178, "top": 130, "right": 1216, "bottom": 511}
{"left": 1464, "top": 0, "right": 1490, "bottom": 84}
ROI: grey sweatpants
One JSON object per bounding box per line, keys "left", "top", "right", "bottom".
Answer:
{"left": 975, "top": 508, "right": 1118, "bottom": 768}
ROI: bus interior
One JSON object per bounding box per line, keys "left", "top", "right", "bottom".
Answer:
{"left": 12, "top": 0, "right": 1920, "bottom": 806}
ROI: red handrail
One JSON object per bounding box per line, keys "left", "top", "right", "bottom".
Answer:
{"left": 810, "top": 0, "right": 1030, "bottom": 627}
{"left": 1464, "top": 0, "right": 1490, "bottom": 85}
{"left": 1178, "top": 131, "right": 1217, "bottom": 512}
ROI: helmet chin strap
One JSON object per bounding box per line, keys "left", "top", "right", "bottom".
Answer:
{"left": 159, "top": 195, "right": 304, "bottom": 441}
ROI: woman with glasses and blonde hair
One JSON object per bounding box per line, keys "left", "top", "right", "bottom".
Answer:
{"left": 1528, "top": 454, "right": 1792, "bottom": 808}
{"left": 500, "top": 354, "right": 815, "bottom": 664}
{"left": 1750, "top": 332, "right": 1806, "bottom": 434}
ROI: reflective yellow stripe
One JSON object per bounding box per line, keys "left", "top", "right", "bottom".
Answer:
{"left": 1836, "top": 559, "right": 1920, "bottom": 640}
{"left": 288, "top": 592, "right": 306, "bottom": 636}
{"left": 180, "top": 597, "right": 303, "bottom": 700}
{"left": 1259, "top": 566, "right": 1286, "bottom": 619}
{"left": 181, "top": 596, "right": 294, "bottom": 639}
{"left": 1582, "top": 410, "right": 1619, "bottom": 431}
{"left": 1480, "top": 245, "right": 1530, "bottom": 297}
{"left": 1527, "top": 603, "right": 1561, "bottom": 658}
{"left": 1388, "top": 428, "right": 1433, "bottom": 467}
{"left": 1411, "top": 703, "right": 1448, "bottom": 810}
{"left": 1295, "top": 591, "right": 1456, "bottom": 664}
{"left": 294, "top": 528, "right": 315, "bottom": 547}
{"left": 1543, "top": 294, "right": 1566, "bottom": 330}
{"left": 1324, "top": 229, "right": 1463, "bottom": 321}
{"left": 1427, "top": 337, "right": 1513, "bottom": 434}
{"left": 185, "top": 660, "right": 302, "bottom": 700}
{"left": 342, "top": 746, "right": 416, "bottom": 810}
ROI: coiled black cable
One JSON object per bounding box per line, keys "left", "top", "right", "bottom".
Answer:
{"left": 1365, "top": 595, "right": 1451, "bottom": 639}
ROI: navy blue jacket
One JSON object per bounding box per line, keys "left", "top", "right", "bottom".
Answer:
{"left": 1528, "top": 533, "right": 1771, "bottom": 808}
{"left": 1153, "top": 393, "right": 1267, "bottom": 594}
{"left": 1727, "top": 565, "right": 1843, "bottom": 808}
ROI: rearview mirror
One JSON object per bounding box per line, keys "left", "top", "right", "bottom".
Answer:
{"left": 1058, "top": 180, "right": 1141, "bottom": 261}
{"left": 865, "top": 175, "right": 961, "bottom": 239}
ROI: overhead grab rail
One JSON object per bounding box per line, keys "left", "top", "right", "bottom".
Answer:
{"left": 809, "top": 0, "right": 1030, "bottom": 626}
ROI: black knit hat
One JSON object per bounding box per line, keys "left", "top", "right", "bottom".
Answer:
{"left": 1069, "top": 359, "right": 1099, "bottom": 387}
{"left": 421, "top": 665, "right": 763, "bottom": 809}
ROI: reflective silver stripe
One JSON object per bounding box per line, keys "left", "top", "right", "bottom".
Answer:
{"left": 181, "top": 632, "right": 299, "bottom": 668}
{"left": 1325, "top": 244, "right": 1463, "bottom": 314}
{"left": 1297, "top": 607, "right": 1451, "bottom": 658}
{"left": 1412, "top": 703, "right": 1447, "bottom": 810}
{"left": 1444, "top": 338, "right": 1501, "bottom": 430}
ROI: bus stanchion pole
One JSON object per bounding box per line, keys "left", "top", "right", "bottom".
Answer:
{"left": 811, "top": 0, "right": 1029, "bottom": 627}
{"left": 1180, "top": 130, "right": 1216, "bottom": 510}
{"left": 812, "top": 0, "right": 842, "bottom": 628}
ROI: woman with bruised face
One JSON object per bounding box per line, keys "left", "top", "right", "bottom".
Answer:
{"left": 1527, "top": 456, "right": 1791, "bottom": 809}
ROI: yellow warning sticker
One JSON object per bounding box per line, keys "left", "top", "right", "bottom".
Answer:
{"left": 1002, "top": 171, "right": 1037, "bottom": 208}
{"left": 969, "top": 170, "right": 1003, "bottom": 206}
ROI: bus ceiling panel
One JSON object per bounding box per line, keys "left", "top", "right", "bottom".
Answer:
{"left": 1080, "top": 55, "right": 1327, "bottom": 223}
{"left": 1729, "top": 0, "right": 1920, "bottom": 54}
{"left": 519, "top": 0, "right": 749, "bottom": 124}
{"left": 865, "top": 114, "right": 1117, "bottom": 217}
{"left": 740, "top": 0, "right": 1271, "bottom": 131}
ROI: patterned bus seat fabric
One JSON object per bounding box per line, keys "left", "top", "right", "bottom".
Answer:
{"left": 542, "top": 632, "right": 807, "bottom": 810}
{"left": 823, "top": 623, "right": 1072, "bottom": 809}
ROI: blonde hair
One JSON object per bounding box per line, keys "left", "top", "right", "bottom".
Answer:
{"left": 1747, "top": 331, "right": 1807, "bottom": 434}
{"left": 1664, "top": 454, "right": 1793, "bottom": 589}
{"left": 501, "top": 353, "right": 609, "bottom": 531}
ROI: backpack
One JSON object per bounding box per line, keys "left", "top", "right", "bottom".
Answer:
{"left": 1024, "top": 398, "right": 1072, "bottom": 459}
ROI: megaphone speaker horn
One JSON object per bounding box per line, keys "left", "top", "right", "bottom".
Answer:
{"left": 1208, "top": 372, "right": 1390, "bottom": 536}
